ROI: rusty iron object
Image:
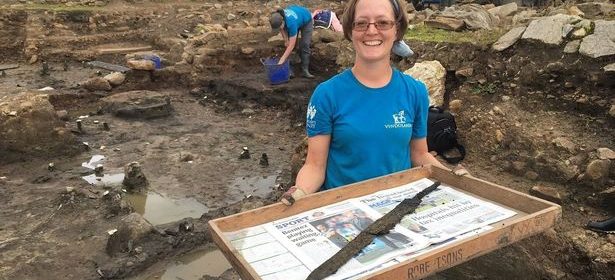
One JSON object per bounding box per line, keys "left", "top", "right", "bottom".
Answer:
{"left": 306, "top": 181, "right": 441, "bottom": 280}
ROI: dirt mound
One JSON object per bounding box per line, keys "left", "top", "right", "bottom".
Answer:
{"left": 0, "top": 91, "right": 77, "bottom": 162}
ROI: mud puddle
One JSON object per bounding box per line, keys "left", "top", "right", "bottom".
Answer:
{"left": 227, "top": 174, "right": 278, "bottom": 202}
{"left": 124, "top": 191, "right": 209, "bottom": 226}
{"left": 133, "top": 246, "right": 232, "bottom": 280}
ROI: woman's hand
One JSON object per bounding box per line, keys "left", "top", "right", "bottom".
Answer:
{"left": 280, "top": 186, "right": 307, "bottom": 206}
{"left": 452, "top": 164, "right": 470, "bottom": 176}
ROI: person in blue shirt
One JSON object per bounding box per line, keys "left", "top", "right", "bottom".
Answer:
{"left": 282, "top": 0, "right": 456, "bottom": 205}
{"left": 270, "top": 5, "right": 315, "bottom": 78}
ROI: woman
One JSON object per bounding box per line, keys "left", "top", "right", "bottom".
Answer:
{"left": 269, "top": 5, "right": 315, "bottom": 78}
{"left": 282, "top": 0, "right": 449, "bottom": 205}
{"left": 312, "top": 8, "right": 414, "bottom": 57}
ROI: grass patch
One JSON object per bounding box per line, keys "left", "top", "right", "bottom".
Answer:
{"left": 405, "top": 24, "right": 506, "bottom": 46}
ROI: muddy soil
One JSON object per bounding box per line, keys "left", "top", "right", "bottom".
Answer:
{"left": 1, "top": 1, "right": 614, "bottom": 280}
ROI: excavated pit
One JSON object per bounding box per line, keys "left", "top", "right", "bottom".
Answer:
{"left": 0, "top": 1, "right": 614, "bottom": 280}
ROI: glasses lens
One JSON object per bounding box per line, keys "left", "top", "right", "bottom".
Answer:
{"left": 375, "top": 20, "right": 395, "bottom": 30}
{"left": 353, "top": 20, "right": 395, "bottom": 31}
{"left": 353, "top": 21, "right": 369, "bottom": 31}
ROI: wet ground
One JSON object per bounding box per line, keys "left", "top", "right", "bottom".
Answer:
{"left": 0, "top": 64, "right": 304, "bottom": 278}
{"left": 1, "top": 1, "right": 614, "bottom": 279}
{"left": 131, "top": 245, "right": 231, "bottom": 280}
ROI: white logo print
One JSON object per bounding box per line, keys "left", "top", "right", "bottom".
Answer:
{"left": 385, "top": 110, "right": 412, "bottom": 129}
{"left": 285, "top": 9, "right": 299, "bottom": 21}
{"left": 307, "top": 105, "right": 316, "bottom": 120}
{"left": 306, "top": 104, "right": 317, "bottom": 129}
{"left": 392, "top": 110, "right": 406, "bottom": 124}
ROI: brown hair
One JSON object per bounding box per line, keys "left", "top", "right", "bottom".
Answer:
{"left": 341, "top": 0, "right": 408, "bottom": 42}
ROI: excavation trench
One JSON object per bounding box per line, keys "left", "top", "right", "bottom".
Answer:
{"left": 0, "top": 3, "right": 613, "bottom": 280}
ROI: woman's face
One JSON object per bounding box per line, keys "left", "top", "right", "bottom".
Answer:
{"left": 351, "top": 0, "right": 397, "bottom": 64}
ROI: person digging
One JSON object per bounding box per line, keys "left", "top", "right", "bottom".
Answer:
{"left": 269, "top": 5, "right": 315, "bottom": 79}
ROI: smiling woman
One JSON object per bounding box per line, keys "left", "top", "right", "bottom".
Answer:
{"left": 281, "top": 0, "right": 448, "bottom": 205}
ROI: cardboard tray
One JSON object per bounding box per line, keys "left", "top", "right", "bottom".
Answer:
{"left": 208, "top": 165, "right": 562, "bottom": 280}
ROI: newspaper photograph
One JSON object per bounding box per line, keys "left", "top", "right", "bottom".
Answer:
{"left": 264, "top": 200, "right": 430, "bottom": 280}
{"left": 359, "top": 178, "right": 517, "bottom": 243}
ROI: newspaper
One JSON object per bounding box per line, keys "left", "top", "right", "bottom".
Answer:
{"left": 265, "top": 200, "right": 430, "bottom": 280}
{"left": 223, "top": 178, "right": 517, "bottom": 280}
{"left": 342, "top": 226, "right": 494, "bottom": 280}
{"left": 359, "top": 178, "right": 517, "bottom": 243}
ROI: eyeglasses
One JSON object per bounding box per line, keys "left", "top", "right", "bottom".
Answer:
{"left": 352, "top": 20, "right": 396, "bottom": 31}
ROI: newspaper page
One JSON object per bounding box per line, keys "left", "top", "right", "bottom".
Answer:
{"left": 341, "top": 226, "right": 494, "bottom": 280}
{"left": 359, "top": 178, "right": 517, "bottom": 243}
{"left": 264, "top": 200, "right": 431, "bottom": 280}
{"left": 224, "top": 225, "right": 312, "bottom": 279}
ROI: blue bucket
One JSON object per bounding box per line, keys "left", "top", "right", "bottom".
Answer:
{"left": 261, "top": 57, "right": 290, "bottom": 85}
{"left": 143, "top": 54, "right": 162, "bottom": 69}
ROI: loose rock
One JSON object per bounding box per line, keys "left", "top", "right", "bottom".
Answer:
{"left": 449, "top": 99, "right": 462, "bottom": 112}
{"left": 102, "top": 90, "right": 173, "bottom": 119}
{"left": 585, "top": 159, "right": 611, "bottom": 181}
{"left": 82, "top": 77, "right": 112, "bottom": 91}
{"left": 564, "top": 40, "right": 581, "bottom": 54}
{"left": 180, "top": 152, "right": 195, "bottom": 162}
{"left": 493, "top": 26, "right": 526, "bottom": 51}
{"left": 123, "top": 161, "right": 148, "bottom": 191}
{"left": 578, "top": 20, "right": 615, "bottom": 58}
{"left": 404, "top": 61, "right": 446, "bottom": 106}
{"left": 522, "top": 14, "right": 581, "bottom": 46}
{"left": 103, "top": 72, "right": 126, "bottom": 86}
{"left": 106, "top": 213, "right": 153, "bottom": 256}
{"left": 530, "top": 185, "right": 566, "bottom": 204}
{"left": 239, "top": 146, "right": 250, "bottom": 159}
{"left": 455, "top": 67, "right": 474, "bottom": 78}
{"left": 127, "top": 59, "right": 156, "bottom": 71}
{"left": 425, "top": 16, "right": 465, "bottom": 31}
{"left": 259, "top": 153, "right": 269, "bottom": 167}
{"left": 597, "top": 148, "right": 615, "bottom": 160}
{"left": 552, "top": 137, "right": 577, "bottom": 153}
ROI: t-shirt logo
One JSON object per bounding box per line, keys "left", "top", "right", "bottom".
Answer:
{"left": 284, "top": 9, "right": 298, "bottom": 20}
{"left": 306, "top": 104, "right": 317, "bottom": 128}
{"left": 385, "top": 110, "right": 412, "bottom": 129}
{"left": 393, "top": 110, "right": 406, "bottom": 124}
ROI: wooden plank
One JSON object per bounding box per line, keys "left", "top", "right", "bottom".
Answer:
{"left": 96, "top": 46, "right": 152, "bottom": 55}
{"left": 369, "top": 208, "right": 561, "bottom": 280}
{"left": 430, "top": 166, "right": 558, "bottom": 213}
{"left": 209, "top": 222, "right": 261, "bottom": 280}
{"left": 0, "top": 64, "right": 19, "bottom": 71}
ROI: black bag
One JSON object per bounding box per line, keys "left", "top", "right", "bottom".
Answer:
{"left": 427, "top": 106, "right": 465, "bottom": 164}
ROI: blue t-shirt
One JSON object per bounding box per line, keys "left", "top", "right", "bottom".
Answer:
{"left": 306, "top": 68, "right": 429, "bottom": 190}
{"left": 283, "top": 5, "right": 312, "bottom": 37}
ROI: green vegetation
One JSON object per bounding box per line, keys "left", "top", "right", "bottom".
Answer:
{"left": 471, "top": 83, "right": 498, "bottom": 95}
{"left": 404, "top": 24, "right": 506, "bottom": 46}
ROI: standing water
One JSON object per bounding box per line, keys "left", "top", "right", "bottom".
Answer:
{"left": 134, "top": 246, "right": 232, "bottom": 280}
{"left": 124, "top": 192, "right": 209, "bottom": 226}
